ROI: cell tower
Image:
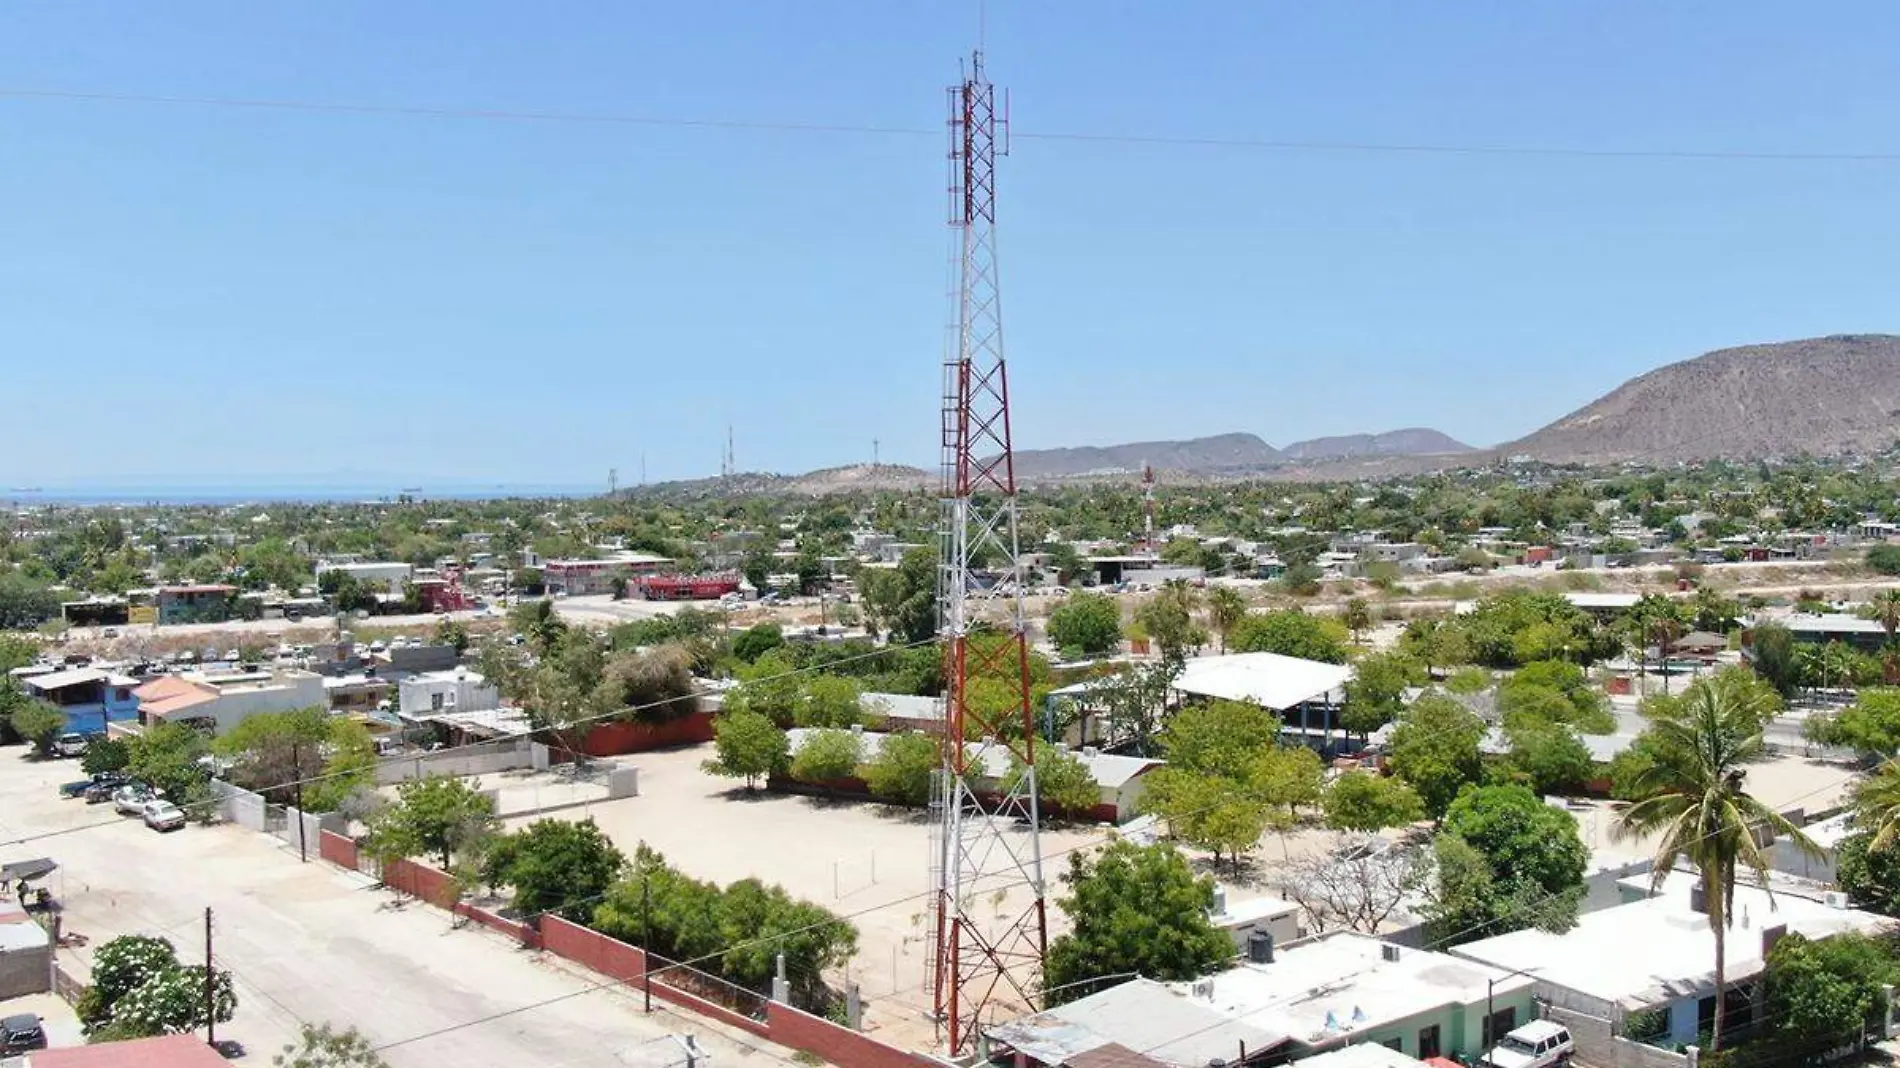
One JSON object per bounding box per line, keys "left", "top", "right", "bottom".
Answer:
{"left": 1142, "top": 462, "right": 1156, "bottom": 555}
{"left": 929, "top": 50, "right": 1046, "bottom": 1056}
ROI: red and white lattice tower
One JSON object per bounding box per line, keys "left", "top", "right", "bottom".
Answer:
{"left": 928, "top": 50, "right": 1047, "bottom": 1056}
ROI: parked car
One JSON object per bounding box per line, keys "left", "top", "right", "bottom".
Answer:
{"left": 112, "top": 784, "right": 156, "bottom": 816}
{"left": 53, "top": 733, "right": 89, "bottom": 759}
{"left": 141, "top": 799, "right": 186, "bottom": 832}
{"left": 0, "top": 1013, "right": 44, "bottom": 1053}
{"left": 1480, "top": 1021, "right": 1575, "bottom": 1068}
{"left": 60, "top": 771, "right": 128, "bottom": 801}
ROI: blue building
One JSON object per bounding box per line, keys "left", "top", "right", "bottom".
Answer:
{"left": 19, "top": 667, "right": 141, "bottom": 735}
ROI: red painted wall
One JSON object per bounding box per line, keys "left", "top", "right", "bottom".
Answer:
{"left": 319, "top": 831, "right": 358, "bottom": 869}
{"left": 581, "top": 711, "right": 715, "bottom": 756}
{"left": 766, "top": 1003, "right": 942, "bottom": 1068}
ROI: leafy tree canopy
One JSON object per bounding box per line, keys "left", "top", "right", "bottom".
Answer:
{"left": 1228, "top": 610, "right": 1349, "bottom": 664}
{"left": 1044, "top": 842, "right": 1231, "bottom": 1004}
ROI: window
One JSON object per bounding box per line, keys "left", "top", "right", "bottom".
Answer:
{"left": 1418, "top": 1024, "right": 1441, "bottom": 1059}
{"left": 430, "top": 693, "right": 444, "bottom": 711}
{"left": 1483, "top": 1007, "right": 1517, "bottom": 1048}
{"left": 1382, "top": 1037, "right": 1403, "bottom": 1053}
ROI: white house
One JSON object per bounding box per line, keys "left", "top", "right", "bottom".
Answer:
{"left": 132, "top": 668, "right": 326, "bottom": 736}
{"left": 1452, "top": 869, "right": 1889, "bottom": 1061}
{"left": 398, "top": 669, "right": 501, "bottom": 718}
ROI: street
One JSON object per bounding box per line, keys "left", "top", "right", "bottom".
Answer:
{"left": 0, "top": 748, "right": 801, "bottom": 1068}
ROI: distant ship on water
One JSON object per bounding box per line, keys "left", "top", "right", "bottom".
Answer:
{"left": 6, "top": 487, "right": 43, "bottom": 494}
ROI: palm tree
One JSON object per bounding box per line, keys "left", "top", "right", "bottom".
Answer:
{"left": 1205, "top": 586, "right": 1247, "bottom": 654}
{"left": 1866, "top": 589, "right": 1900, "bottom": 645}
{"left": 1613, "top": 671, "right": 1819, "bottom": 1052}
{"left": 1852, "top": 760, "right": 1900, "bottom": 851}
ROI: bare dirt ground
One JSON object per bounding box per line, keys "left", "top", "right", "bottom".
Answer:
{"left": 0, "top": 747, "right": 805, "bottom": 1068}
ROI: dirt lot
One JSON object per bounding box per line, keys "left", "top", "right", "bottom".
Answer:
{"left": 0, "top": 747, "right": 803, "bottom": 1068}
{"left": 517, "top": 746, "right": 1115, "bottom": 1048}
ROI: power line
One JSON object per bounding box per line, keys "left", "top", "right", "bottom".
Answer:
{"left": 4, "top": 86, "right": 1900, "bottom": 164}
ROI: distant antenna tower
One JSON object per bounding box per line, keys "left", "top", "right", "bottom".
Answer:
{"left": 640, "top": 453, "right": 647, "bottom": 486}
{"left": 873, "top": 438, "right": 880, "bottom": 467}
{"left": 1142, "top": 462, "right": 1156, "bottom": 554}
{"left": 721, "top": 425, "right": 736, "bottom": 480}
{"left": 608, "top": 467, "right": 618, "bottom": 495}
{"left": 929, "top": 49, "right": 1044, "bottom": 1057}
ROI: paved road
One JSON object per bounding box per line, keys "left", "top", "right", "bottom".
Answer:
{"left": 0, "top": 750, "right": 800, "bottom": 1068}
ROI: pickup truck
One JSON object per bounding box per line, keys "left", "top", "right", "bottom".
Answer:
{"left": 58, "top": 772, "right": 127, "bottom": 800}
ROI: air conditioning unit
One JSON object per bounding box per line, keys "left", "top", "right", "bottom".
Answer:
{"left": 1192, "top": 978, "right": 1216, "bottom": 1000}
{"left": 1380, "top": 943, "right": 1402, "bottom": 963}
{"left": 1824, "top": 890, "right": 1851, "bottom": 909}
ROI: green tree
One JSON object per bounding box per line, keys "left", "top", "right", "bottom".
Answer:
{"left": 1760, "top": 932, "right": 1900, "bottom": 1052}
{"left": 795, "top": 674, "right": 864, "bottom": 729}
{"left": 712, "top": 877, "right": 858, "bottom": 1004}
{"left": 1341, "top": 651, "right": 1420, "bottom": 739}
{"left": 9, "top": 700, "right": 65, "bottom": 755}
{"left": 1044, "top": 842, "right": 1231, "bottom": 1004}
{"left": 1503, "top": 723, "right": 1594, "bottom": 795}
{"left": 273, "top": 1023, "right": 390, "bottom": 1068}
{"left": 594, "top": 845, "right": 725, "bottom": 963}
{"left": 433, "top": 619, "right": 470, "bottom": 655}
{"left": 702, "top": 710, "right": 789, "bottom": 790}
{"left": 127, "top": 722, "right": 210, "bottom": 807}
{"left": 1228, "top": 610, "right": 1350, "bottom": 663}
{"left": 788, "top": 727, "right": 864, "bottom": 785}
{"left": 859, "top": 731, "right": 939, "bottom": 805}
{"left": 859, "top": 547, "right": 937, "bottom": 644}
{"left": 1834, "top": 832, "right": 1900, "bottom": 916}
{"left": 1612, "top": 671, "right": 1820, "bottom": 1051}
{"left": 1251, "top": 744, "right": 1325, "bottom": 820}
{"left": 0, "top": 570, "right": 61, "bottom": 629}
{"left": 1441, "top": 784, "right": 1587, "bottom": 929}
{"left": 1135, "top": 584, "right": 1205, "bottom": 660}
{"left": 1849, "top": 758, "right": 1900, "bottom": 852}
{"left": 482, "top": 817, "right": 626, "bottom": 921}
{"left": 1867, "top": 544, "right": 1900, "bottom": 576}
{"left": 1158, "top": 700, "right": 1282, "bottom": 780}
{"left": 77, "top": 934, "right": 235, "bottom": 1038}
{"left": 732, "top": 622, "right": 785, "bottom": 663}
{"left": 1749, "top": 622, "right": 1801, "bottom": 697}
{"left": 213, "top": 705, "right": 375, "bottom": 812}
{"left": 1047, "top": 591, "right": 1123, "bottom": 658}
{"left": 1342, "top": 597, "right": 1373, "bottom": 644}
{"left": 1869, "top": 589, "right": 1900, "bottom": 645}
{"left": 1386, "top": 693, "right": 1486, "bottom": 817}
{"left": 1322, "top": 772, "right": 1425, "bottom": 833}
{"left": 1806, "top": 688, "right": 1900, "bottom": 757}
{"left": 367, "top": 774, "right": 500, "bottom": 869}
{"left": 1205, "top": 585, "right": 1248, "bottom": 654}
{"left": 81, "top": 736, "right": 130, "bottom": 775}
{"left": 1499, "top": 659, "right": 1614, "bottom": 734}
{"left": 1092, "top": 658, "right": 1181, "bottom": 757}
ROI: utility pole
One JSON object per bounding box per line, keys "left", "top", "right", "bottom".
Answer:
{"left": 291, "top": 740, "right": 307, "bottom": 864}
{"left": 204, "top": 907, "right": 215, "bottom": 1049}
{"left": 642, "top": 869, "right": 653, "bottom": 1014}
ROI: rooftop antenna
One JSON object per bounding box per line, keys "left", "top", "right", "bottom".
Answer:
{"left": 608, "top": 467, "right": 618, "bottom": 496}
{"left": 721, "top": 425, "right": 735, "bottom": 481}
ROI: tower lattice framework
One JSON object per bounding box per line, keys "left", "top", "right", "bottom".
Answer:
{"left": 928, "top": 50, "right": 1047, "bottom": 1057}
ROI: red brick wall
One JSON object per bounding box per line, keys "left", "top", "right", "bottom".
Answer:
{"left": 766, "top": 1003, "right": 941, "bottom": 1068}
{"left": 581, "top": 711, "right": 715, "bottom": 756}
{"left": 455, "top": 902, "right": 540, "bottom": 947}
{"left": 319, "top": 831, "right": 358, "bottom": 869}
{"left": 383, "top": 858, "right": 455, "bottom": 907}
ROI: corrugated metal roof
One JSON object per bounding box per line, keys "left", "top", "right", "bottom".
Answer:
{"left": 20, "top": 668, "right": 106, "bottom": 692}
{"left": 1174, "top": 652, "right": 1353, "bottom": 711}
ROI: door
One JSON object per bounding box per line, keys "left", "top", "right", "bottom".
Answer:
{"left": 1417, "top": 1024, "right": 1441, "bottom": 1059}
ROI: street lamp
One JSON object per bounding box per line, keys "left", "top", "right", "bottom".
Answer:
{"left": 1485, "top": 965, "right": 1544, "bottom": 1051}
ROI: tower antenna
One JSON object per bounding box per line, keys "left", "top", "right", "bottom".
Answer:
{"left": 928, "top": 48, "right": 1044, "bottom": 1057}
{"left": 1142, "top": 462, "right": 1156, "bottom": 555}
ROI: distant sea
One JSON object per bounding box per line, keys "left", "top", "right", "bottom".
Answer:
{"left": 3, "top": 483, "right": 604, "bottom": 506}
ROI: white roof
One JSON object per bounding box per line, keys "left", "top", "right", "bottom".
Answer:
{"left": 21, "top": 667, "right": 107, "bottom": 692}
{"left": 985, "top": 977, "right": 1287, "bottom": 1067}
{"left": 1173, "top": 652, "right": 1353, "bottom": 711}
{"left": 1195, "top": 932, "right": 1529, "bottom": 1047}
{"left": 1295, "top": 1044, "right": 1430, "bottom": 1068}
{"left": 784, "top": 729, "right": 1161, "bottom": 787}
{"left": 1565, "top": 592, "right": 1642, "bottom": 610}
{"left": 1453, "top": 870, "right": 1890, "bottom": 1010}
{"left": 860, "top": 692, "right": 941, "bottom": 722}
{"left": 1212, "top": 893, "right": 1301, "bottom": 927}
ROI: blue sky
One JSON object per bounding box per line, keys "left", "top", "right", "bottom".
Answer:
{"left": 4, "top": 2, "right": 1899, "bottom": 486}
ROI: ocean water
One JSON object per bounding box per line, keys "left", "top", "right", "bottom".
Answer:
{"left": 4, "top": 484, "right": 604, "bottom": 506}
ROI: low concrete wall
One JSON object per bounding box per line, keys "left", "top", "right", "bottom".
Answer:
{"left": 375, "top": 741, "right": 539, "bottom": 785}
{"left": 0, "top": 944, "right": 51, "bottom": 1000}
{"left": 211, "top": 779, "right": 267, "bottom": 831}
{"left": 1540, "top": 1002, "right": 1617, "bottom": 1066}
{"left": 1610, "top": 1036, "right": 1690, "bottom": 1068}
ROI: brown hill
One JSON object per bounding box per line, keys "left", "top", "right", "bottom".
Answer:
{"left": 1500, "top": 334, "right": 1900, "bottom": 464}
